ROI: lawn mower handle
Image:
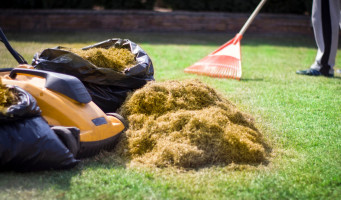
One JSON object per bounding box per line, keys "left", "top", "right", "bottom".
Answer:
{"left": 9, "top": 68, "right": 92, "bottom": 104}
{"left": 0, "top": 27, "right": 28, "bottom": 65}
{"left": 9, "top": 68, "right": 51, "bottom": 79}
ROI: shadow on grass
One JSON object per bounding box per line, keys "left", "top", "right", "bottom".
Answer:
{"left": 0, "top": 139, "right": 272, "bottom": 195}
{"left": 4, "top": 30, "right": 323, "bottom": 48}
{"left": 331, "top": 75, "right": 341, "bottom": 80}
{"left": 240, "top": 78, "right": 264, "bottom": 82}
{"left": 0, "top": 168, "right": 81, "bottom": 191}
{"left": 0, "top": 157, "right": 126, "bottom": 193}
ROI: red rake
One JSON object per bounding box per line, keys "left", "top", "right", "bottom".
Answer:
{"left": 184, "top": 0, "right": 267, "bottom": 80}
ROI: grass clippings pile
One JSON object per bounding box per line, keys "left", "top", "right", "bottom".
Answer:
{"left": 70, "top": 47, "right": 136, "bottom": 72}
{"left": 0, "top": 79, "right": 16, "bottom": 113}
{"left": 116, "top": 79, "right": 269, "bottom": 168}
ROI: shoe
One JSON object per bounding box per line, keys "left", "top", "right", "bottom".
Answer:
{"left": 336, "top": 69, "right": 341, "bottom": 74}
{"left": 296, "top": 69, "right": 333, "bottom": 77}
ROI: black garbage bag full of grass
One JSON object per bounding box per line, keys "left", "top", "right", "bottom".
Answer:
{"left": 0, "top": 85, "right": 79, "bottom": 171}
{"left": 32, "top": 38, "right": 154, "bottom": 112}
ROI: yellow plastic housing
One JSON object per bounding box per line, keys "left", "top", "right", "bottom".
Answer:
{"left": 1, "top": 71, "right": 125, "bottom": 143}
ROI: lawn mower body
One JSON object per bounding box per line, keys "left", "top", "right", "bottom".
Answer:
{"left": 0, "top": 67, "right": 127, "bottom": 158}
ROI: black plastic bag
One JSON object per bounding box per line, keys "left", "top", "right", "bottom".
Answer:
{"left": 0, "top": 86, "right": 79, "bottom": 171}
{"left": 32, "top": 38, "right": 154, "bottom": 112}
{"left": 0, "top": 85, "right": 41, "bottom": 122}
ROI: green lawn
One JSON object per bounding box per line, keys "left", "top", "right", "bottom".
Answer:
{"left": 0, "top": 31, "right": 340, "bottom": 200}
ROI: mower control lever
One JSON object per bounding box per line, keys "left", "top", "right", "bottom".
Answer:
{"left": 10, "top": 68, "right": 92, "bottom": 104}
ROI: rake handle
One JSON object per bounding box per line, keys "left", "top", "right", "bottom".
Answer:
{"left": 238, "top": 0, "right": 268, "bottom": 36}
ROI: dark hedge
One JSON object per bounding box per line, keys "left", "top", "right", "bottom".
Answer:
{"left": 162, "top": 0, "right": 312, "bottom": 14}
{"left": 0, "top": 0, "right": 156, "bottom": 10}
{"left": 0, "top": 0, "right": 312, "bottom": 14}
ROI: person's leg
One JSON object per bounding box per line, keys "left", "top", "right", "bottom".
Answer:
{"left": 297, "top": 0, "right": 340, "bottom": 77}
{"left": 312, "top": 0, "right": 340, "bottom": 75}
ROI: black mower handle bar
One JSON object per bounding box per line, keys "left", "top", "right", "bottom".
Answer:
{"left": 9, "top": 68, "right": 51, "bottom": 79}
{"left": 9, "top": 68, "right": 48, "bottom": 79}
{"left": 9, "top": 68, "right": 92, "bottom": 104}
{"left": 0, "top": 27, "right": 28, "bottom": 65}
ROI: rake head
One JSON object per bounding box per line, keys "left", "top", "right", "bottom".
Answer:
{"left": 184, "top": 34, "right": 242, "bottom": 80}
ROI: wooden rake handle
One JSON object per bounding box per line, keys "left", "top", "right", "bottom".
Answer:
{"left": 238, "top": 0, "right": 268, "bottom": 36}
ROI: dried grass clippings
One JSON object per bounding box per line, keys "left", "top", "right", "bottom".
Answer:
{"left": 0, "top": 78, "right": 16, "bottom": 113}
{"left": 70, "top": 47, "right": 136, "bottom": 72}
{"left": 116, "top": 79, "right": 269, "bottom": 169}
